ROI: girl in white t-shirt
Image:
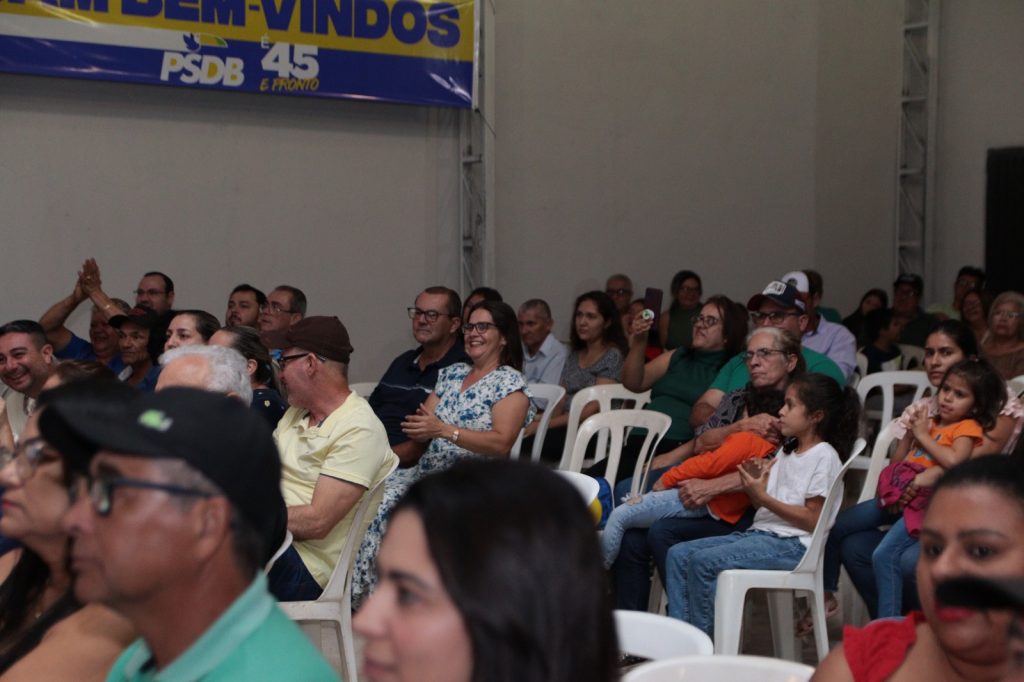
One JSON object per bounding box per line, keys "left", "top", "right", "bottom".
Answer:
{"left": 663, "top": 373, "right": 861, "bottom": 637}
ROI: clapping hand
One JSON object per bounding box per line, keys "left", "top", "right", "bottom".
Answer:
{"left": 401, "top": 403, "right": 446, "bottom": 442}
{"left": 738, "top": 457, "right": 774, "bottom": 504}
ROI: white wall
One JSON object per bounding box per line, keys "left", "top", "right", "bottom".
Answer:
{"left": 0, "top": 74, "right": 461, "bottom": 381}
{"left": 494, "top": 0, "right": 901, "bottom": 329}
{"left": 933, "top": 0, "right": 1024, "bottom": 303}
{"left": 7, "top": 1, "right": 1011, "bottom": 382}
{"left": 813, "top": 0, "right": 901, "bottom": 313}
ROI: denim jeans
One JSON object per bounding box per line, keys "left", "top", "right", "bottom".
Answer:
{"left": 601, "top": 490, "right": 709, "bottom": 568}
{"left": 822, "top": 499, "right": 919, "bottom": 618}
{"left": 267, "top": 545, "right": 324, "bottom": 602}
{"left": 610, "top": 510, "right": 754, "bottom": 611}
{"left": 873, "top": 518, "right": 919, "bottom": 618}
{"left": 823, "top": 499, "right": 900, "bottom": 590}
{"left": 665, "top": 530, "right": 807, "bottom": 637}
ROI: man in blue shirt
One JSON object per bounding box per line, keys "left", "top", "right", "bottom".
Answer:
{"left": 369, "top": 287, "right": 468, "bottom": 467}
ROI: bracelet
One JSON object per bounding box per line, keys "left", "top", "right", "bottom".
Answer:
{"left": 449, "top": 428, "right": 460, "bottom": 444}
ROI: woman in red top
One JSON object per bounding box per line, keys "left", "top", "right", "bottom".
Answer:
{"left": 813, "top": 455, "right": 1024, "bottom": 682}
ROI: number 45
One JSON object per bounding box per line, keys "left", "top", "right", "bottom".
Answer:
{"left": 261, "top": 43, "right": 319, "bottom": 79}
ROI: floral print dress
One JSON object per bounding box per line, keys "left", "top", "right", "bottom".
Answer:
{"left": 351, "top": 363, "right": 534, "bottom": 604}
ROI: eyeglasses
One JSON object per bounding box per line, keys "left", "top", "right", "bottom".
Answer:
{"left": 278, "top": 352, "right": 325, "bottom": 368}
{"left": 407, "top": 308, "right": 452, "bottom": 323}
{"left": 692, "top": 314, "right": 720, "bottom": 328}
{"left": 463, "top": 322, "right": 498, "bottom": 334}
{"left": 72, "top": 476, "right": 213, "bottom": 517}
{"left": 0, "top": 438, "right": 59, "bottom": 481}
{"left": 606, "top": 288, "right": 631, "bottom": 296}
{"left": 133, "top": 288, "right": 167, "bottom": 297}
{"left": 993, "top": 310, "right": 1022, "bottom": 320}
{"left": 741, "top": 348, "right": 789, "bottom": 362}
{"left": 267, "top": 302, "right": 295, "bottom": 314}
{"left": 750, "top": 311, "right": 801, "bottom": 325}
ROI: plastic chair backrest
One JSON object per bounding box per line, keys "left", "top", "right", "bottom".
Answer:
{"left": 349, "top": 381, "right": 378, "bottom": 398}
{"left": 563, "top": 409, "right": 671, "bottom": 491}
{"left": 789, "top": 438, "right": 865, "bottom": 574}
{"left": 614, "top": 610, "right": 713, "bottom": 660}
{"left": 622, "top": 655, "right": 814, "bottom": 682}
{"left": 858, "top": 425, "right": 900, "bottom": 504}
{"left": 1009, "top": 374, "right": 1024, "bottom": 399}
{"left": 558, "top": 383, "right": 652, "bottom": 469}
{"left": 318, "top": 458, "right": 399, "bottom": 602}
{"left": 509, "top": 383, "right": 566, "bottom": 461}
{"left": 897, "top": 344, "right": 925, "bottom": 369}
{"left": 264, "top": 529, "right": 294, "bottom": 574}
{"left": 856, "top": 371, "right": 932, "bottom": 424}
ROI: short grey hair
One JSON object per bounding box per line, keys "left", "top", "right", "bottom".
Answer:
{"left": 159, "top": 344, "right": 253, "bottom": 404}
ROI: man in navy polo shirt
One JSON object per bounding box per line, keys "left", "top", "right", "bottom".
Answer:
{"left": 368, "top": 287, "right": 468, "bottom": 467}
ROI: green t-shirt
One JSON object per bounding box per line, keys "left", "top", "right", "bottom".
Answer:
{"left": 709, "top": 347, "right": 845, "bottom": 393}
{"left": 646, "top": 348, "right": 727, "bottom": 442}
{"left": 106, "top": 573, "right": 339, "bottom": 681}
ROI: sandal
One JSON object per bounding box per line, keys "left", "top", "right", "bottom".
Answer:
{"left": 796, "top": 592, "right": 839, "bottom": 637}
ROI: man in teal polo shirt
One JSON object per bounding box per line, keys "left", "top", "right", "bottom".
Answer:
{"left": 47, "top": 387, "right": 338, "bottom": 681}
{"left": 689, "top": 279, "right": 845, "bottom": 428}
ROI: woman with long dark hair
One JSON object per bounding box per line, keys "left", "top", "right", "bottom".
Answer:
{"left": 524, "top": 291, "right": 628, "bottom": 460}
{"left": 355, "top": 459, "right": 619, "bottom": 682}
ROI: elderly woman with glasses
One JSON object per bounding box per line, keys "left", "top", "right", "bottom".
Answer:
{"left": 981, "top": 291, "right": 1024, "bottom": 381}
{"left": 0, "top": 379, "right": 136, "bottom": 679}
{"left": 352, "top": 300, "right": 534, "bottom": 606}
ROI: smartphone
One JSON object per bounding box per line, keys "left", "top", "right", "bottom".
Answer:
{"left": 643, "top": 287, "right": 664, "bottom": 333}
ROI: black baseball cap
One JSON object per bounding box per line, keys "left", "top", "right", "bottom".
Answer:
{"left": 893, "top": 273, "right": 924, "bottom": 295}
{"left": 262, "top": 315, "right": 353, "bottom": 363}
{"left": 39, "top": 387, "right": 284, "bottom": 546}
{"left": 747, "top": 280, "right": 806, "bottom": 312}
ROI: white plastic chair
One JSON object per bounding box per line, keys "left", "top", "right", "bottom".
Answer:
{"left": 349, "top": 381, "right": 378, "bottom": 397}
{"left": 855, "top": 370, "right": 932, "bottom": 427}
{"left": 615, "top": 610, "right": 713, "bottom": 660}
{"left": 623, "top": 655, "right": 814, "bottom": 682}
{"left": 1009, "top": 374, "right": 1024, "bottom": 399}
{"left": 279, "top": 459, "right": 398, "bottom": 681}
{"left": 509, "top": 383, "right": 566, "bottom": 461}
{"left": 854, "top": 371, "right": 931, "bottom": 471}
{"left": 897, "top": 344, "right": 925, "bottom": 369}
{"left": 557, "top": 384, "right": 652, "bottom": 470}
{"left": 557, "top": 470, "right": 600, "bottom": 507}
{"left": 837, "top": 424, "right": 901, "bottom": 628}
{"left": 265, "top": 529, "right": 294, "bottom": 574}
{"left": 561, "top": 409, "right": 671, "bottom": 493}
{"left": 713, "top": 438, "right": 866, "bottom": 663}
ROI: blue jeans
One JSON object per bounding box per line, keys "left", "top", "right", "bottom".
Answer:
{"left": 873, "top": 518, "right": 919, "bottom": 618}
{"left": 822, "top": 499, "right": 919, "bottom": 618}
{"left": 267, "top": 545, "right": 324, "bottom": 602}
{"left": 611, "top": 510, "right": 755, "bottom": 611}
{"left": 665, "top": 530, "right": 807, "bottom": 637}
{"left": 601, "top": 490, "right": 708, "bottom": 567}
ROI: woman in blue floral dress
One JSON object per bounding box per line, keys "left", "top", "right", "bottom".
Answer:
{"left": 352, "top": 300, "right": 535, "bottom": 604}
